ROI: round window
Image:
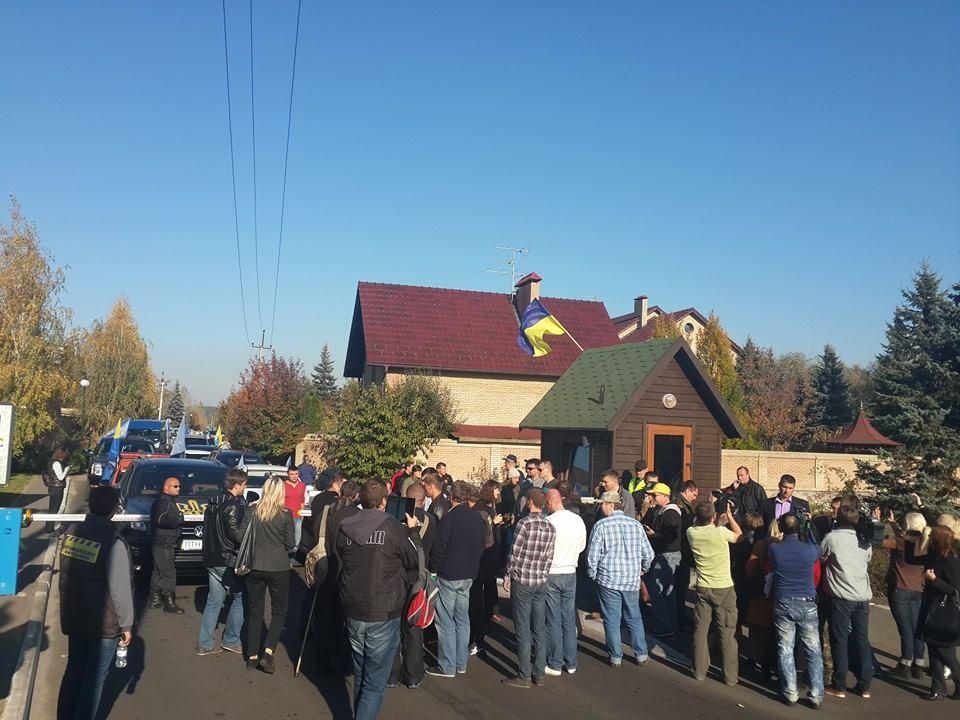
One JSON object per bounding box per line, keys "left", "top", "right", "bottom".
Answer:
{"left": 683, "top": 322, "right": 695, "bottom": 335}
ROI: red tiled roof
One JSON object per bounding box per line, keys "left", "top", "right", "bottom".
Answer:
{"left": 619, "top": 309, "right": 698, "bottom": 342}
{"left": 345, "top": 282, "right": 619, "bottom": 378}
{"left": 824, "top": 410, "right": 902, "bottom": 447}
{"left": 452, "top": 425, "right": 542, "bottom": 442}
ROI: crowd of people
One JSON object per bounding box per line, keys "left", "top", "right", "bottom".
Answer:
{"left": 55, "top": 457, "right": 960, "bottom": 720}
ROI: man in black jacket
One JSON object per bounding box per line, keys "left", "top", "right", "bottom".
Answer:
{"left": 424, "top": 471, "right": 451, "bottom": 521}
{"left": 426, "top": 481, "right": 487, "bottom": 679}
{"left": 335, "top": 480, "right": 419, "bottom": 720}
{"left": 763, "top": 474, "right": 810, "bottom": 532}
{"left": 731, "top": 466, "right": 768, "bottom": 521}
{"left": 150, "top": 476, "right": 184, "bottom": 613}
{"left": 642, "top": 482, "right": 683, "bottom": 637}
{"left": 197, "top": 468, "right": 248, "bottom": 655}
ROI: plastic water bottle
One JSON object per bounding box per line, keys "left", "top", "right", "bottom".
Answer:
{"left": 115, "top": 642, "right": 128, "bottom": 669}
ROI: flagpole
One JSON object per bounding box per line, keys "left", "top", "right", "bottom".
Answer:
{"left": 566, "top": 332, "right": 585, "bottom": 353}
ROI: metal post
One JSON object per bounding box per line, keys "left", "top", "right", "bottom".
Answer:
{"left": 157, "top": 373, "right": 166, "bottom": 420}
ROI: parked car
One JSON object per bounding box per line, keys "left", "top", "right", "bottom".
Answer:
{"left": 117, "top": 457, "right": 227, "bottom": 576}
{"left": 88, "top": 435, "right": 157, "bottom": 486}
{"left": 183, "top": 436, "right": 218, "bottom": 460}
{"left": 124, "top": 419, "right": 169, "bottom": 451}
{"left": 207, "top": 449, "right": 264, "bottom": 468}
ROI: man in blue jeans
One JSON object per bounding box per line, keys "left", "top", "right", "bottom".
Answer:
{"left": 427, "top": 481, "right": 488, "bottom": 679}
{"left": 587, "top": 490, "right": 655, "bottom": 667}
{"left": 335, "top": 480, "right": 420, "bottom": 720}
{"left": 768, "top": 513, "right": 824, "bottom": 707}
{"left": 820, "top": 506, "right": 874, "bottom": 699}
{"left": 502, "top": 489, "right": 556, "bottom": 688}
{"left": 197, "top": 468, "right": 248, "bottom": 655}
{"left": 544, "top": 489, "right": 586, "bottom": 676}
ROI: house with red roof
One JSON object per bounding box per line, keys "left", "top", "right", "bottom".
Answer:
{"left": 344, "top": 273, "right": 620, "bottom": 478}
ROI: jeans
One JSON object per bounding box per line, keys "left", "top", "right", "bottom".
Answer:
{"left": 545, "top": 573, "right": 578, "bottom": 671}
{"left": 198, "top": 566, "right": 244, "bottom": 650}
{"left": 57, "top": 636, "right": 118, "bottom": 720}
{"left": 829, "top": 598, "right": 872, "bottom": 691}
{"left": 774, "top": 598, "right": 824, "bottom": 703}
{"left": 469, "top": 550, "right": 500, "bottom": 647}
{"left": 292, "top": 517, "right": 303, "bottom": 550}
{"left": 597, "top": 586, "right": 648, "bottom": 664}
{"left": 889, "top": 588, "right": 925, "bottom": 664}
{"left": 436, "top": 578, "right": 472, "bottom": 674}
{"left": 246, "top": 569, "right": 290, "bottom": 655}
{"left": 648, "top": 551, "right": 681, "bottom": 635}
{"left": 692, "top": 586, "right": 738, "bottom": 683}
{"left": 150, "top": 542, "right": 176, "bottom": 594}
{"left": 512, "top": 582, "right": 547, "bottom": 679}
{"left": 347, "top": 618, "right": 401, "bottom": 720}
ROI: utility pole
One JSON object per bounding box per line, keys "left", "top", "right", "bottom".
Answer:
{"left": 157, "top": 373, "right": 166, "bottom": 420}
{"left": 251, "top": 329, "right": 272, "bottom": 361}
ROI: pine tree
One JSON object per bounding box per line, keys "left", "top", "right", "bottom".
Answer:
{"left": 857, "top": 265, "right": 960, "bottom": 517}
{"left": 166, "top": 382, "right": 184, "bottom": 422}
{"left": 810, "top": 345, "right": 854, "bottom": 433}
{"left": 311, "top": 344, "right": 339, "bottom": 401}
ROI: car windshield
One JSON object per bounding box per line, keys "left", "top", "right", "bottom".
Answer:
{"left": 94, "top": 439, "right": 112, "bottom": 455}
{"left": 221, "top": 451, "right": 263, "bottom": 467}
{"left": 119, "top": 438, "right": 154, "bottom": 453}
{"left": 184, "top": 437, "right": 213, "bottom": 448}
{"left": 127, "top": 428, "right": 162, "bottom": 443}
{"left": 130, "top": 464, "right": 226, "bottom": 497}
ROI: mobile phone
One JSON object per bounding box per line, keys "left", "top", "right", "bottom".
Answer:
{"left": 386, "top": 495, "right": 415, "bottom": 522}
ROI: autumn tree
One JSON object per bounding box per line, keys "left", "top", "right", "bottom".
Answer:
{"left": 736, "top": 339, "right": 812, "bottom": 450}
{"left": 695, "top": 313, "right": 741, "bottom": 411}
{"left": 330, "top": 375, "right": 459, "bottom": 479}
{"left": 78, "top": 298, "right": 158, "bottom": 432}
{"left": 0, "top": 199, "right": 71, "bottom": 455}
{"left": 651, "top": 314, "right": 681, "bottom": 339}
{"left": 311, "top": 343, "right": 339, "bottom": 402}
{"left": 219, "top": 354, "right": 312, "bottom": 458}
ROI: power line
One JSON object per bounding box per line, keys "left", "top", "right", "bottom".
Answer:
{"left": 249, "top": 0, "right": 263, "bottom": 331}
{"left": 268, "top": 0, "right": 303, "bottom": 347}
{"left": 222, "top": 0, "right": 251, "bottom": 345}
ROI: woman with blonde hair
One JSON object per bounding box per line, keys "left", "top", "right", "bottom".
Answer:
{"left": 242, "top": 474, "right": 295, "bottom": 673}
{"left": 882, "top": 511, "right": 928, "bottom": 678}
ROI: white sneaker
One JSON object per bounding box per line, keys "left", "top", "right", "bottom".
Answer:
{"left": 544, "top": 667, "right": 562, "bottom": 676}
{"left": 565, "top": 668, "right": 577, "bottom": 675}
{"left": 469, "top": 644, "right": 478, "bottom": 656}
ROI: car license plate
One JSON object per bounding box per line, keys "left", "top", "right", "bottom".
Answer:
{"left": 180, "top": 539, "right": 202, "bottom": 551}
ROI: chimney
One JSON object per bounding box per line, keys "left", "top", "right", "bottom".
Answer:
{"left": 635, "top": 295, "right": 649, "bottom": 327}
{"left": 514, "top": 272, "right": 543, "bottom": 316}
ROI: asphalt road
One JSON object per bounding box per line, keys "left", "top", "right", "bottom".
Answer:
{"left": 29, "top": 484, "right": 947, "bottom": 720}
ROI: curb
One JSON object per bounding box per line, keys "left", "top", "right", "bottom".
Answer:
{"left": 2, "top": 478, "right": 71, "bottom": 720}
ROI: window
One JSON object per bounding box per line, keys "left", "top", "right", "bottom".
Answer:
{"left": 683, "top": 322, "right": 695, "bottom": 335}
{"left": 564, "top": 443, "right": 592, "bottom": 496}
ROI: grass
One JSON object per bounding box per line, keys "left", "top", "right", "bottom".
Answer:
{"left": 0, "top": 473, "right": 38, "bottom": 507}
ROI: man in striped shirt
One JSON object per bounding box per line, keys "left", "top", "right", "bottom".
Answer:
{"left": 502, "top": 489, "right": 556, "bottom": 688}
{"left": 587, "top": 490, "right": 655, "bottom": 667}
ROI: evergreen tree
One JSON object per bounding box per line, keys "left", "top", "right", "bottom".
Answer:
{"left": 857, "top": 265, "right": 960, "bottom": 517}
{"left": 166, "top": 382, "right": 184, "bottom": 422}
{"left": 809, "top": 345, "right": 854, "bottom": 433}
{"left": 311, "top": 343, "right": 339, "bottom": 401}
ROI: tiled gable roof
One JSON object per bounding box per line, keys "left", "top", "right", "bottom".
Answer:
{"left": 344, "top": 282, "right": 619, "bottom": 378}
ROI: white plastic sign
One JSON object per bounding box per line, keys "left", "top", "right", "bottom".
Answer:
{"left": 0, "top": 404, "right": 14, "bottom": 487}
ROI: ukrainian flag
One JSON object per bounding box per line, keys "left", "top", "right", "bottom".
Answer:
{"left": 215, "top": 425, "right": 223, "bottom": 448}
{"left": 517, "top": 299, "right": 569, "bottom": 357}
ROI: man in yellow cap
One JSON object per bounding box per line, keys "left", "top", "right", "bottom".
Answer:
{"left": 642, "top": 482, "right": 682, "bottom": 638}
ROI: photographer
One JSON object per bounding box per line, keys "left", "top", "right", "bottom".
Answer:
{"left": 820, "top": 506, "right": 873, "bottom": 699}
{"left": 687, "top": 499, "right": 742, "bottom": 686}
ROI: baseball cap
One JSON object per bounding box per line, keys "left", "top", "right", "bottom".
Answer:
{"left": 503, "top": 454, "right": 518, "bottom": 463}
{"left": 646, "top": 482, "right": 673, "bottom": 496}
{"left": 599, "top": 490, "right": 621, "bottom": 504}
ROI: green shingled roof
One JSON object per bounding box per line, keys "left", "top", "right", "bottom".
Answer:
{"left": 520, "top": 339, "right": 677, "bottom": 430}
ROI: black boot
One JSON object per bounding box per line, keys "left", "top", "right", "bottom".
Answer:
{"left": 162, "top": 592, "right": 185, "bottom": 614}
{"left": 150, "top": 590, "right": 163, "bottom": 609}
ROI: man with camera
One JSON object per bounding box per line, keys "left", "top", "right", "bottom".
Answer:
{"left": 768, "top": 513, "right": 824, "bottom": 708}
{"left": 686, "top": 499, "right": 742, "bottom": 685}
{"left": 820, "top": 505, "right": 874, "bottom": 699}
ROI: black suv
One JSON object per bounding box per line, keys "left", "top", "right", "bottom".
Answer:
{"left": 117, "top": 457, "right": 227, "bottom": 575}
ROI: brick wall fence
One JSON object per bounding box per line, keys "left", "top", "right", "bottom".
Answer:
{"left": 721, "top": 449, "right": 883, "bottom": 505}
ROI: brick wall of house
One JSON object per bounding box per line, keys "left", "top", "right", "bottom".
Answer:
{"left": 385, "top": 370, "right": 555, "bottom": 427}
{"left": 419, "top": 438, "right": 542, "bottom": 483}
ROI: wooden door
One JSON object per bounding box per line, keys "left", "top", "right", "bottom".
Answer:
{"left": 645, "top": 424, "right": 692, "bottom": 489}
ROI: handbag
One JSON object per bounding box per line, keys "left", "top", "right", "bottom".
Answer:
{"left": 924, "top": 584, "right": 960, "bottom": 645}
{"left": 235, "top": 512, "right": 257, "bottom": 576}
{"left": 304, "top": 504, "right": 332, "bottom": 588}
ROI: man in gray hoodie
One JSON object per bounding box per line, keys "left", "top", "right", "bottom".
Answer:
{"left": 335, "top": 480, "right": 419, "bottom": 720}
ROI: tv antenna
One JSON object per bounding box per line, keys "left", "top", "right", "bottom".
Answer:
{"left": 483, "top": 246, "right": 529, "bottom": 292}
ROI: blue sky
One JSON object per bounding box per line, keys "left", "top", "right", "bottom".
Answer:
{"left": 2, "top": 1, "right": 958, "bottom": 404}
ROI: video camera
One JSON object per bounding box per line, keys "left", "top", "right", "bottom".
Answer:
{"left": 710, "top": 490, "right": 736, "bottom": 516}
